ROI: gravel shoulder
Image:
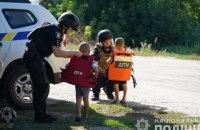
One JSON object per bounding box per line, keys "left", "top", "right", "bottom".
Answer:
{"left": 48, "top": 56, "right": 200, "bottom": 116}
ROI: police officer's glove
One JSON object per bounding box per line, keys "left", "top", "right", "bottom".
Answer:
{"left": 74, "top": 51, "right": 82, "bottom": 57}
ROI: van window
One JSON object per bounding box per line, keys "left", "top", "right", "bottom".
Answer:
{"left": 3, "top": 9, "right": 37, "bottom": 29}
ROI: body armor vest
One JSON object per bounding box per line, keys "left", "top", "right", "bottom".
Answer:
{"left": 108, "top": 50, "right": 133, "bottom": 81}
{"left": 60, "top": 56, "right": 96, "bottom": 88}
{"left": 96, "top": 44, "right": 113, "bottom": 76}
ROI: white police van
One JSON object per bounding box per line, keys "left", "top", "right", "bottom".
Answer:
{"left": 0, "top": 0, "right": 67, "bottom": 108}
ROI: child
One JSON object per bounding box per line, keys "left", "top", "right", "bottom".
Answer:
{"left": 107, "top": 37, "right": 133, "bottom": 104}
{"left": 61, "top": 42, "right": 98, "bottom": 122}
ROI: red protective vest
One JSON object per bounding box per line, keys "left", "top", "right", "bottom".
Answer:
{"left": 108, "top": 50, "right": 133, "bottom": 81}
{"left": 60, "top": 56, "right": 96, "bottom": 88}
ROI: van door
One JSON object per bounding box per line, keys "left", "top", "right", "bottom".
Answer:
{"left": 0, "top": 18, "right": 11, "bottom": 61}
{"left": 1, "top": 8, "right": 36, "bottom": 63}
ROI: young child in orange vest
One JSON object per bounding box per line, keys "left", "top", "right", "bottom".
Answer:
{"left": 107, "top": 37, "right": 133, "bottom": 104}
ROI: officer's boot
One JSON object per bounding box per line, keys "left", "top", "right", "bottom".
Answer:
{"left": 103, "top": 87, "right": 114, "bottom": 100}
{"left": 107, "top": 92, "right": 114, "bottom": 100}
{"left": 35, "top": 113, "right": 53, "bottom": 124}
{"left": 92, "top": 93, "right": 100, "bottom": 101}
{"left": 44, "top": 113, "right": 57, "bottom": 121}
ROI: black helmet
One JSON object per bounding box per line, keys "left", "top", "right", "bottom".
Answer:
{"left": 58, "top": 12, "right": 80, "bottom": 31}
{"left": 97, "top": 29, "right": 113, "bottom": 43}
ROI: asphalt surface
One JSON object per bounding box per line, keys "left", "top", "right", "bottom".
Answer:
{"left": 49, "top": 56, "right": 200, "bottom": 116}
{"left": 131, "top": 56, "right": 200, "bottom": 116}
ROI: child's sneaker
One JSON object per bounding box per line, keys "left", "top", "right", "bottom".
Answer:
{"left": 120, "top": 100, "right": 127, "bottom": 104}
{"left": 111, "top": 100, "right": 120, "bottom": 104}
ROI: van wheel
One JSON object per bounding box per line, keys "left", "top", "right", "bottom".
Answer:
{"left": 4, "top": 64, "right": 33, "bottom": 109}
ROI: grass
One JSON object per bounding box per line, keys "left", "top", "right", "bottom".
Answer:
{"left": 134, "top": 49, "right": 200, "bottom": 60}
{"left": 65, "top": 42, "right": 200, "bottom": 60}
{"left": 133, "top": 42, "right": 200, "bottom": 60}
{"left": 12, "top": 101, "right": 200, "bottom": 130}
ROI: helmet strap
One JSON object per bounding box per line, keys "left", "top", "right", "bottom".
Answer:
{"left": 62, "top": 26, "right": 68, "bottom": 34}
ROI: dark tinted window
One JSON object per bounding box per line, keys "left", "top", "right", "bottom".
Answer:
{"left": 3, "top": 9, "right": 37, "bottom": 29}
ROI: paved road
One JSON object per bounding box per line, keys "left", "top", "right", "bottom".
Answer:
{"left": 48, "top": 56, "right": 200, "bottom": 116}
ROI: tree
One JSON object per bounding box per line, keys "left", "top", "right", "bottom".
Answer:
{"left": 41, "top": 0, "right": 200, "bottom": 50}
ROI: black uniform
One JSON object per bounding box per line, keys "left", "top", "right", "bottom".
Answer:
{"left": 23, "top": 23, "right": 62, "bottom": 121}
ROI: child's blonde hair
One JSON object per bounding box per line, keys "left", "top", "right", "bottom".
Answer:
{"left": 78, "top": 42, "right": 90, "bottom": 54}
{"left": 115, "top": 37, "right": 124, "bottom": 47}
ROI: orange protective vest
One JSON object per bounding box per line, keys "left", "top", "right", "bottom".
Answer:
{"left": 108, "top": 50, "right": 133, "bottom": 81}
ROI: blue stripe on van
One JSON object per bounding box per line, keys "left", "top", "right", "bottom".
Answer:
{"left": 12, "top": 31, "right": 30, "bottom": 40}
{"left": 0, "top": 33, "right": 6, "bottom": 41}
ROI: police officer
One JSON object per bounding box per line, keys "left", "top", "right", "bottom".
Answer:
{"left": 23, "top": 12, "right": 82, "bottom": 123}
{"left": 0, "top": 43, "right": 3, "bottom": 71}
{"left": 0, "top": 59, "right": 2, "bottom": 71}
{"left": 91, "top": 29, "right": 115, "bottom": 101}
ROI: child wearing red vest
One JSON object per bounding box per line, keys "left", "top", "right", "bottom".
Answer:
{"left": 74, "top": 42, "right": 98, "bottom": 122}
{"left": 107, "top": 37, "right": 133, "bottom": 104}
{"left": 61, "top": 42, "right": 98, "bottom": 122}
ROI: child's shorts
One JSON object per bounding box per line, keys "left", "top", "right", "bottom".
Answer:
{"left": 110, "top": 80, "right": 127, "bottom": 85}
{"left": 75, "top": 86, "right": 90, "bottom": 98}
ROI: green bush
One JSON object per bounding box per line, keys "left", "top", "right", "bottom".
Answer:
{"left": 84, "top": 26, "right": 92, "bottom": 41}
{"left": 165, "top": 45, "right": 191, "bottom": 55}
{"left": 192, "top": 43, "right": 200, "bottom": 55}
{"left": 41, "top": 0, "right": 200, "bottom": 56}
{"left": 140, "top": 41, "right": 153, "bottom": 53}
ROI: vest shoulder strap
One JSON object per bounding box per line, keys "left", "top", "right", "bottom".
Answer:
{"left": 113, "top": 50, "right": 133, "bottom": 56}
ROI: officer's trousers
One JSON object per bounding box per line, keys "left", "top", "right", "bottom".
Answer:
{"left": 92, "top": 75, "right": 113, "bottom": 96}
{"left": 23, "top": 50, "right": 49, "bottom": 116}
